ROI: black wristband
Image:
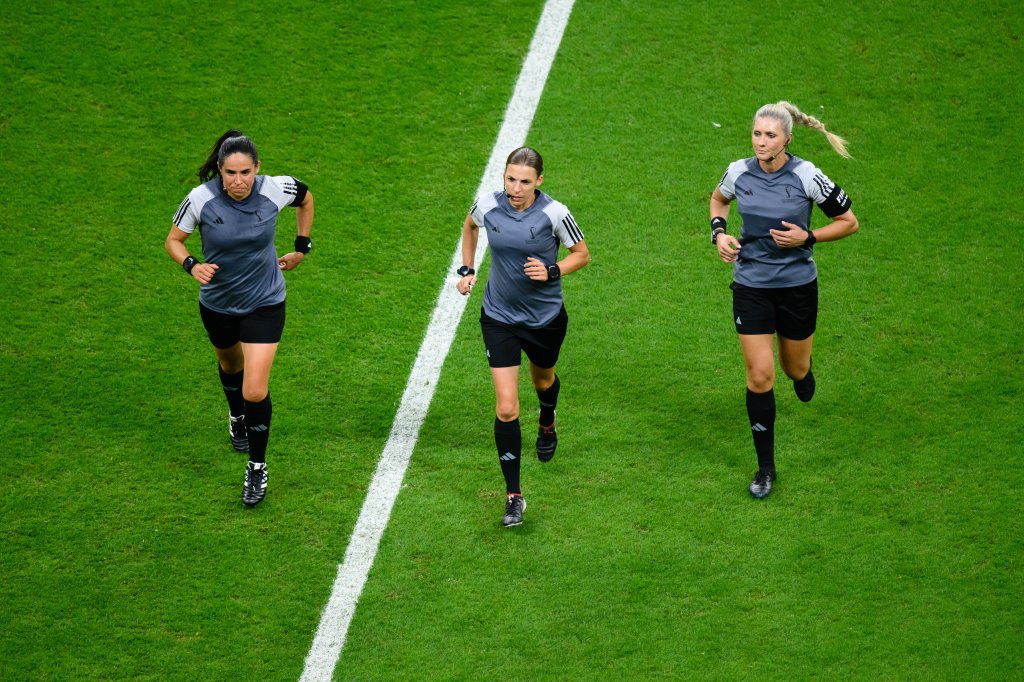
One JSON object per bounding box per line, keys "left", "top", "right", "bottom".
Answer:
{"left": 803, "top": 230, "right": 817, "bottom": 247}
{"left": 182, "top": 256, "right": 199, "bottom": 274}
{"left": 711, "top": 216, "right": 727, "bottom": 244}
{"left": 295, "top": 235, "right": 312, "bottom": 254}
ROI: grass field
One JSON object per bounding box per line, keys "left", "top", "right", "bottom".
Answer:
{"left": 2, "top": 1, "right": 1022, "bottom": 679}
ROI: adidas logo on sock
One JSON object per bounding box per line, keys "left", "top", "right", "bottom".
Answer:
{"left": 751, "top": 423, "right": 767, "bottom": 432}
{"left": 499, "top": 452, "right": 517, "bottom": 461}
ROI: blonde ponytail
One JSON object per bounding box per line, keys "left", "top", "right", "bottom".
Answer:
{"left": 755, "top": 101, "right": 852, "bottom": 159}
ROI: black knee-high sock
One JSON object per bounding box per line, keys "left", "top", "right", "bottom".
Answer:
{"left": 244, "top": 394, "right": 272, "bottom": 464}
{"left": 494, "top": 417, "right": 522, "bottom": 495}
{"left": 536, "top": 375, "right": 560, "bottom": 426}
{"left": 220, "top": 366, "right": 244, "bottom": 417}
{"left": 746, "top": 388, "right": 776, "bottom": 473}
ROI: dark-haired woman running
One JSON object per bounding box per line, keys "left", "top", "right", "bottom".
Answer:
{"left": 165, "top": 129, "right": 314, "bottom": 507}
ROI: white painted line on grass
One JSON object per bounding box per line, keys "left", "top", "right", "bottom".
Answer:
{"left": 299, "top": 1, "right": 575, "bottom": 679}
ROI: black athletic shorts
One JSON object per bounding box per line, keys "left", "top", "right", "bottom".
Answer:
{"left": 480, "top": 305, "right": 569, "bottom": 369}
{"left": 199, "top": 300, "right": 286, "bottom": 348}
{"left": 731, "top": 279, "right": 817, "bottom": 340}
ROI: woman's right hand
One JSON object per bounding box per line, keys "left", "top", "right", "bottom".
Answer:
{"left": 715, "top": 234, "right": 741, "bottom": 264}
{"left": 456, "top": 274, "right": 477, "bottom": 296}
{"left": 191, "top": 262, "right": 219, "bottom": 285}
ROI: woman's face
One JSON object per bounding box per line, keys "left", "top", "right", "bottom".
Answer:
{"left": 504, "top": 163, "right": 543, "bottom": 211}
{"left": 751, "top": 117, "right": 790, "bottom": 164}
{"left": 220, "top": 152, "right": 260, "bottom": 201}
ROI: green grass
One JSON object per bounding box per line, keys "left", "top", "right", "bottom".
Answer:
{"left": 2, "top": 0, "right": 1022, "bottom": 680}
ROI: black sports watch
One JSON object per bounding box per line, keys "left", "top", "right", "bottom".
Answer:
{"left": 546, "top": 263, "right": 561, "bottom": 281}
{"left": 456, "top": 265, "right": 475, "bottom": 277}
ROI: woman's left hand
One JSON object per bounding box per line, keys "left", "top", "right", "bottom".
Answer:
{"left": 278, "top": 252, "right": 305, "bottom": 270}
{"left": 770, "top": 221, "right": 811, "bottom": 249}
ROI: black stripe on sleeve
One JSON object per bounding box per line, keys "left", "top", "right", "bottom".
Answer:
{"left": 812, "top": 171, "right": 834, "bottom": 199}
{"left": 173, "top": 198, "right": 191, "bottom": 226}
{"left": 562, "top": 213, "right": 584, "bottom": 243}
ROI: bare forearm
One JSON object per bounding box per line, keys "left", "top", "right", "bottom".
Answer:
{"left": 165, "top": 227, "right": 193, "bottom": 265}
{"left": 557, "top": 248, "right": 590, "bottom": 276}
{"left": 461, "top": 215, "right": 478, "bottom": 267}
{"left": 812, "top": 211, "right": 858, "bottom": 242}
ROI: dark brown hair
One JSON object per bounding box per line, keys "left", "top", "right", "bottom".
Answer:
{"left": 197, "top": 129, "right": 260, "bottom": 182}
{"left": 505, "top": 146, "right": 543, "bottom": 176}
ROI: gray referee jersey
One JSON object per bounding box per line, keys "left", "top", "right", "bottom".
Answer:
{"left": 173, "top": 175, "right": 302, "bottom": 315}
{"left": 718, "top": 154, "right": 852, "bottom": 288}
{"left": 472, "top": 189, "right": 584, "bottom": 328}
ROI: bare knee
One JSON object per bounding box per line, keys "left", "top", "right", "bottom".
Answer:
{"left": 242, "top": 379, "right": 268, "bottom": 403}
{"left": 217, "top": 354, "right": 244, "bottom": 375}
{"left": 746, "top": 369, "right": 775, "bottom": 393}
{"left": 781, "top": 357, "right": 810, "bottom": 381}
{"left": 220, "top": 362, "right": 244, "bottom": 377}
{"left": 528, "top": 364, "right": 556, "bottom": 391}
{"left": 495, "top": 400, "right": 520, "bottom": 422}
{"left": 532, "top": 376, "right": 555, "bottom": 392}
{"left": 243, "top": 389, "right": 267, "bottom": 403}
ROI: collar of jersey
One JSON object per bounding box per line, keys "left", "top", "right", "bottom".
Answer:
{"left": 500, "top": 190, "right": 542, "bottom": 219}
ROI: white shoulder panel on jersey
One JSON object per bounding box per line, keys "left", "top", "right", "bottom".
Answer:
{"left": 261, "top": 175, "right": 301, "bottom": 210}
{"left": 173, "top": 183, "right": 216, "bottom": 233}
{"left": 542, "top": 199, "right": 584, "bottom": 248}
{"left": 717, "top": 159, "right": 749, "bottom": 201}
{"left": 791, "top": 158, "right": 835, "bottom": 205}
{"left": 471, "top": 191, "right": 500, "bottom": 227}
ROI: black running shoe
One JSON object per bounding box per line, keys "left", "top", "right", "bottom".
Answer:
{"left": 793, "top": 358, "right": 815, "bottom": 403}
{"left": 502, "top": 494, "right": 526, "bottom": 527}
{"left": 229, "top": 413, "right": 249, "bottom": 453}
{"left": 749, "top": 470, "right": 775, "bottom": 499}
{"left": 243, "top": 461, "right": 268, "bottom": 507}
{"left": 536, "top": 421, "right": 557, "bottom": 462}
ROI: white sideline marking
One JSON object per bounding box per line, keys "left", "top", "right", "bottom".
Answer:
{"left": 299, "top": 1, "right": 575, "bottom": 679}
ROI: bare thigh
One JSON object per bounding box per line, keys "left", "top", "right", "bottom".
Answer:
{"left": 240, "top": 342, "right": 279, "bottom": 402}
{"left": 491, "top": 365, "right": 521, "bottom": 421}
{"left": 738, "top": 334, "right": 776, "bottom": 392}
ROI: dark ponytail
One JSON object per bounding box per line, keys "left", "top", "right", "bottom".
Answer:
{"left": 197, "top": 129, "right": 259, "bottom": 182}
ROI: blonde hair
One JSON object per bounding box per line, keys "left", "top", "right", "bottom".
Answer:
{"left": 754, "top": 101, "right": 851, "bottom": 159}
